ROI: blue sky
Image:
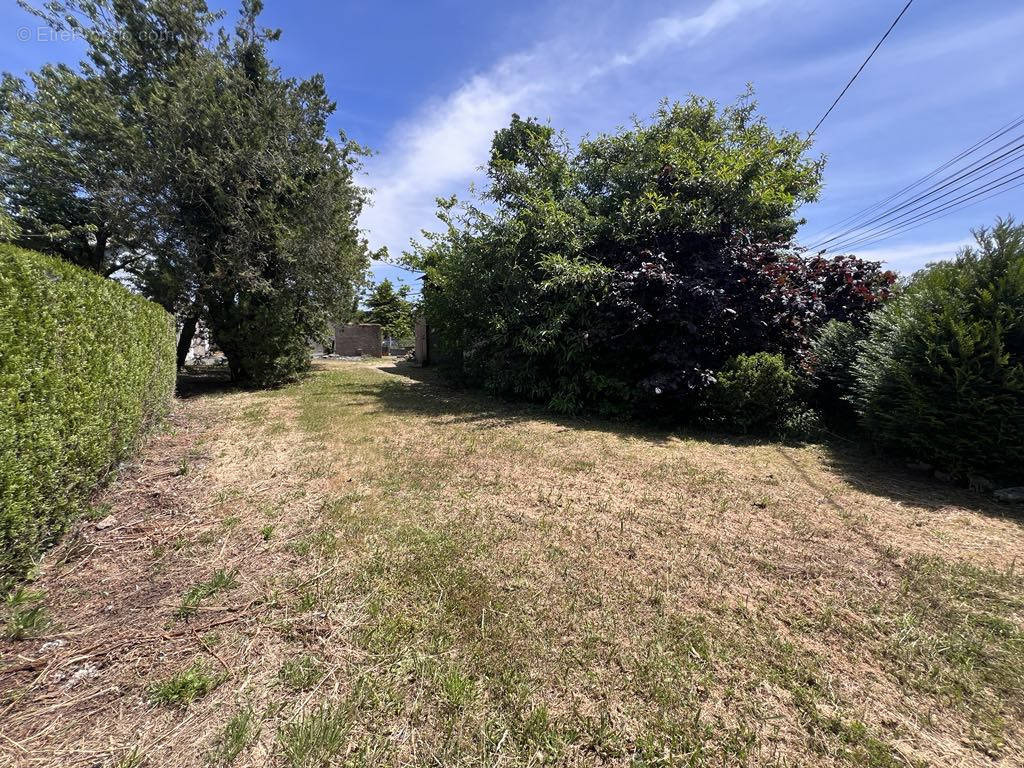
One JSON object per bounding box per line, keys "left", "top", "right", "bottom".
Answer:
{"left": 6, "top": 0, "right": 1024, "bottom": 293}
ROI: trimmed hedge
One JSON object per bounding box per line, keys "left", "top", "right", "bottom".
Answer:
{"left": 852, "top": 221, "right": 1024, "bottom": 485}
{"left": 1, "top": 245, "right": 176, "bottom": 582}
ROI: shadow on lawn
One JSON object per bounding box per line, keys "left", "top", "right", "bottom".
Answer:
{"left": 175, "top": 364, "right": 236, "bottom": 399}
{"left": 374, "top": 360, "right": 769, "bottom": 448}
{"left": 376, "top": 360, "right": 1021, "bottom": 520}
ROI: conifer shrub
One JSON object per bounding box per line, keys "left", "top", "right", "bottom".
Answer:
{"left": 805, "top": 320, "right": 866, "bottom": 429}
{"left": 852, "top": 221, "right": 1024, "bottom": 485}
{"left": 1, "top": 245, "right": 176, "bottom": 582}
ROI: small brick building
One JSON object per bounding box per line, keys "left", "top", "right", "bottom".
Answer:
{"left": 334, "top": 323, "right": 383, "bottom": 357}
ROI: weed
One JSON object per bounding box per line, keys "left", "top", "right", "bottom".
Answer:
{"left": 149, "top": 660, "right": 225, "bottom": 706}
{"left": 279, "top": 654, "right": 325, "bottom": 691}
{"left": 4, "top": 587, "right": 51, "bottom": 639}
{"left": 116, "top": 746, "right": 145, "bottom": 768}
{"left": 177, "top": 569, "right": 239, "bottom": 618}
{"left": 277, "top": 704, "right": 350, "bottom": 767}
{"left": 437, "top": 668, "right": 476, "bottom": 711}
{"left": 207, "top": 706, "right": 259, "bottom": 766}
{"left": 260, "top": 524, "right": 275, "bottom": 541}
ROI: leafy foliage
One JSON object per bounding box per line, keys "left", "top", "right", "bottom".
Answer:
{"left": 2, "top": 0, "right": 371, "bottom": 386}
{"left": 409, "top": 95, "right": 894, "bottom": 420}
{"left": 805, "top": 320, "right": 867, "bottom": 428}
{"left": 362, "top": 279, "right": 415, "bottom": 341}
{"left": 699, "top": 353, "right": 796, "bottom": 434}
{"left": 149, "top": 660, "right": 225, "bottom": 706}
{"left": 0, "top": 245, "right": 175, "bottom": 582}
{"left": 853, "top": 220, "right": 1024, "bottom": 484}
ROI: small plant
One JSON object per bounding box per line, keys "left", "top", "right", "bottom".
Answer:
{"left": 207, "top": 706, "right": 259, "bottom": 766}
{"left": 438, "top": 669, "right": 476, "bottom": 711}
{"left": 699, "top": 352, "right": 796, "bottom": 434}
{"left": 4, "top": 587, "right": 51, "bottom": 639}
{"left": 260, "top": 525, "right": 275, "bottom": 541}
{"left": 149, "top": 660, "right": 225, "bottom": 706}
{"left": 279, "top": 654, "right": 325, "bottom": 691}
{"left": 116, "top": 746, "right": 146, "bottom": 768}
{"left": 277, "top": 704, "right": 350, "bottom": 767}
{"left": 177, "top": 569, "right": 239, "bottom": 618}
{"left": 176, "top": 457, "right": 190, "bottom": 476}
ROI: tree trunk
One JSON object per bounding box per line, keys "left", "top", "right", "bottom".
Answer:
{"left": 176, "top": 315, "right": 199, "bottom": 369}
{"left": 92, "top": 230, "right": 108, "bottom": 274}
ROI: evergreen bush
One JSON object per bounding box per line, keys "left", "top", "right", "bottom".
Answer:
{"left": 0, "top": 245, "right": 176, "bottom": 581}
{"left": 853, "top": 221, "right": 1024, "bottom": 484}
{"left": 699, "top": 352, "right": 796, "bottom": 434}
{"left": 806, "top": 320, "right": 866, "bottom": 428}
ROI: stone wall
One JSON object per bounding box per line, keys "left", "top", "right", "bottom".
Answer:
{"left": 334, "top": 323, "right": 383, "bottom": 357}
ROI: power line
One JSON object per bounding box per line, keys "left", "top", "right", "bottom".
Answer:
{"left": 828, "top": 165, "right": 1024, "bottom": 252}
{"left": 803, "top": 112, "right": 1024, "bottom": 241}
{"left": 809, "top": 0, "right": 914, "bottom": 137}
{"left": 809, "top": 133, "right": 1024, "bottom": 249}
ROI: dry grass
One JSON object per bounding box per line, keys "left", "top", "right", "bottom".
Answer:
{"left": 1, "top": 359, "right": 1022, "bottom": 767}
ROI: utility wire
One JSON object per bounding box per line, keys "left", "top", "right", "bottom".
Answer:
{"left": 809, "top": 134, "right": 1024, "bottom": 249}
{"left": 836, "top": 177, "right": 1024, "bottom": 251}
{"left": 828, "top": 165, "right": 1024, "bottom": 251}
{"left": 829, "top": 163, "right": 1024, "bottom": 249}
{"left": 804, "top": 112, "right": 1024, "bottom": 241}
{"left": 809, "top": 0, "right": 914, "bottom": 137}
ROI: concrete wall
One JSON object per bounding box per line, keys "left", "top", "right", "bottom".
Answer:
{"left": 334, "top": 323, "right": 383, "bottom": 357}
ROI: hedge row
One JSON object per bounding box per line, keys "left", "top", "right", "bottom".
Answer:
{"left": 1, "top": 245, "right": 176, "bottom": 582}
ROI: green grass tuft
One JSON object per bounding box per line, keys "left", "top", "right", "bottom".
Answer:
{"left": 149, "top": 660, "right": 225, "bottom": 706}
{"left": 177, "top": 569, "right": 239, "bottom": 618}
{"left": 207, "top": 706, "right": 259, "bottom": 766}
{"left": 277, "top": 704, "right": 350, "bottom": 768}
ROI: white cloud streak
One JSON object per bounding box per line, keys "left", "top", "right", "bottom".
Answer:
{"left": 856, "top": 238, "right": 972, "bottom": 273}
{"left": 361, "top": 0, "right": 770, "bottom": 262}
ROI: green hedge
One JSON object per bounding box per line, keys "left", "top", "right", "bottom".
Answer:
{"left": 853, "top": 221, "right": 1024, "bottom": 485}
{"left": 1, "top": 245, "right": 176, "bottom": 582}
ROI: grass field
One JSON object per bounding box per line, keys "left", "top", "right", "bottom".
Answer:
{"left": 2, "top": 360, "right": 1022, "bottom": 767}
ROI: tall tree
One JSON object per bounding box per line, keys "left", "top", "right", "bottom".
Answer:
{"left": 363, "top": 279, "right": 414, "bottom": 341}
{"left": 2, "top": 0, "right": 371, "bottom": 384}
{"left": 407, "top": 94, "right": 893, "bottom": 417}
{"left": 0, "top": 0, "right": 217, "bottom": 276}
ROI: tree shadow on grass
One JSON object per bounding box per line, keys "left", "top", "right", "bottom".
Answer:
{"left": 373, "top": 360, "right": 764, "bottom": 448}
{"left": 816, "top": 443, "right": 1022, "bottom": 520}
{"left": 176, "top": 361, "right": 339, "bottom": 399}
{"left": 375, "top": 360, "right": 1023, "bottom": 521}
{"left": 175, "top": 364, "right": 236, "bottom": 399}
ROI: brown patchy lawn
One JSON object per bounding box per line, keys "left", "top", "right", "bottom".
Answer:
{"left": 2, "top": 359, "right": 1022, "bottom": 768}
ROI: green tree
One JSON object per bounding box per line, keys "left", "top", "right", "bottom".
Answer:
{"left": 363, "top": 279, "right": 414, "bottom": 341}
{"left": 407, "top": 94, "right": 889, "bottom": 418}
{"left": 0, "top": 1, "right": 217, "bottom": 277}
{"left": 2, "top": 0, "right": 371, "bottom": 385}
{"left": 853, "top": 219, "right": 1024, "bottom": 484}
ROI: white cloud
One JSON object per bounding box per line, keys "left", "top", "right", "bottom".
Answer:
{"left": 360, "top": 0, "right": 771, "bottom": 261}
{"left": 855, "top": 237, "right": 972, "bottom": 273}
{"left": 610, "top": 0, "right": 769, "bottom": 69}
